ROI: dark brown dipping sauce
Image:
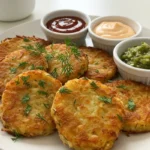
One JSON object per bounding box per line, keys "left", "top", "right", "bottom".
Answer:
{"left": 46, "top": 16, "right": 86, "bottom": 33}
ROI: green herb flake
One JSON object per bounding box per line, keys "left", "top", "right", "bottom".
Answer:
{"left": 95, "top": 70, "right": 99, "bottom": 73}
{"left": 23, "top": 38, "right": 30, "bottom": 42}
{"left": 18, "top": 62, "right": 28, "bottom": 68}
{"left": 71, "top": 46, "right": 80, "bottom": 58}
{"left": 45, "top": 53, "right": 53, "bottom": 61}
{"left": 36, "top": 66, "right": 44, "bottom": 70}
{"left": 117, "top": 85, "right": 127, "bottom": 89}
{"left": 65, "top": 38, "right": 72, "bottom": 46}
{"left": 22, "top": 94, "right": 30, "bottom": 103}
{"left": 15, "top": 79, "right": 20, "bottom": 85}
{"left": 117, "top": 114, "right": 123, "bottom": 122}
{"left": 21, "top": 76, "right": 30, "bottom": 87}
{"left": 128, "top": 99, "right": 136, "bottom": 111}
{"left": 30, "top": 64, "right": 35, "bottom": 70}
{"left": 43, "top": 103, "right": 50, "bottom": 109}
{"left": 82, "top": 77, "right": 88, "bottom": 80}
{"left": 90, "top": 81, "right": 99, "bottom": 89}
{"left": 50, "top": 68, "right": 58, "bottom": 78}
{"left": 24, "top": 104, "right": 32, "bottom": 116}
{"left": 11, "top": 131, "right": 22, "bottom": 142}
{"left": 59, "top": 87, "right": 72, "bottom": 94}
{"left": 38, "top": 90, "right": 48, "bottom": 96}
{"left": 36, "top": 113, "right": 48, "bottom": 124}
{"left": 10, "top": 67, "right": 17, "bottom": 74}
{"left": 38, "top": 80, "right": 46, "bottom": 88}
{"left": 98, "top": 96, "right": 112, "bottom": 104}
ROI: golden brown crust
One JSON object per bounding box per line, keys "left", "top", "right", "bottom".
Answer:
{"left": 0, "top": 49, "right": 48, "bottom": 96}
{"left": 0, "top": 36, "right": 50, "bottom": 62}
{"left": 51, "top": 78, "right": 124, "bottom": 150}
{"left": 1, "top": 70, "right": 62, "bottom": 137}
{"left": 106, "top": 80, "right": 150, "bottom": 133}
{"left": 45, "top": 44, "right": 88, "bottom": 84}
{"left": 80, "top": 47, "right": 117, "bottom": 82}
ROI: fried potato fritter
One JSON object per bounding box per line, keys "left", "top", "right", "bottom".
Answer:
{"left": 0, "top": 36, "right": 49, "bottom": 61}
{"left": 107, "top": 80, "right": 150, "bottom": 133}
{"left": 80, "top": 47, "right": 117, "bottom": 82}
{"left": 0, "top": 70, "right": 62, "bottom": 137}
{"left": 45, "top": 44, "right": 88, "bottom": 84}
{"left": 51, "top": 78, "right": 124, "bottom": 150}
{"left": 0, "top": 49, "right": 48, "bottom": 96}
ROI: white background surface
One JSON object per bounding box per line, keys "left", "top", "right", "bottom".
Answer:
{"left": 0, "top": 0, "right": 150, "bottom": 33}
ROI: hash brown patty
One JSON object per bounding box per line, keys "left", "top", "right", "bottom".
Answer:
{"left": 0, "top": 70, "right": 61, "bottom": 137}
{"left": 80, "top": 47, "right": 117, "bottom": 82}
{"left": 45, "top": 44, "right": 88, "bottom": 84}
{"left": 106, "top": 80, "right": 150, "bottom": 133}
{"left": 51, "top": 78, "right": 124, "bottom": 150}
{"left": 0, "top": 49, "right": 48, "bottom": 96}
{"left": 0, "top": 36, "right": 49, "bottom": 62}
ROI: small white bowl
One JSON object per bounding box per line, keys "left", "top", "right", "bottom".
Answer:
{"left": 113, "top": 37, "right": 150, "bottom": 85}
{"left": 41, "top": 9, "right": 91, "bottom": 46}
{"left": 88, "top": 16, "right": 142, "bottom": 55}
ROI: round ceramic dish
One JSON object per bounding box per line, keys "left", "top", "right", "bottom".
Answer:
{"left": 40, "top": 9, "right": 91, "bottom": 46}
{"left": 88, "top": 16, "right": 142, "bottom": 55}
{"left": 113, "top": 37, "right": 150, "bottom": 85}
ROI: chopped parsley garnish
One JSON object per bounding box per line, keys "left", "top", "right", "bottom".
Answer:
{"left": 38, "top": 90, "right": 48, "bottom": 96}
{"left": 18, "top": 62, "right": 28, "bottom": 68}
{"left": 50, "top": 68, "right": 58, "bottom": 78}
{"left": 22, "top": 94, "right": 30, "bottom": 103}
{"left": 11, "top": 131, "right": 22, "bottom": 142}
{"left": 38, "top": 80, "right": 46, "bottom": 88}
{"left": 90, "top": 81, "right": 99, "bottom": 89}
{"left": 65, "top": 38, "right": 72, "bottom": 46}
{"left": 117, "top": 114, "right": 123, "bottom": 122}
{"left": 10, "top": 67, "right": 17, "bottom": 74}
{"left": 24, "top": 104, "right": 32, "bottom": 116}
{"left": 21, "top": 76, "right": 30, "bottom": 87}
{"left": 43, "top": 103, "right": 50, "bottom": 109}
{"left": 117, "top": 85, "right": 127, "bottom": 89}
{"left": 36, "top": 113, "right": 48, "bottom": 123}
{"left": 98, "top": 96, "right": 112, "bottom": 104}
{"left": 45, "top": 53, "right": 53, "bottom": 61}
{"left": 57, "top": 53, "right": 73, "bottom": 77}
{"left": 128, "top": 99, "right": 136, "bottom": 111}
{"left": 23, "top": 38, "right": 30, "bottom": 42}
{"left": 59, "top": 87, "right": 72, "bottom": 94}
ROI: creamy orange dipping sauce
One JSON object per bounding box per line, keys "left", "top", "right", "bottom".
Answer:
{"left": 93, "top": 21, "right": 135, "bottom": 39}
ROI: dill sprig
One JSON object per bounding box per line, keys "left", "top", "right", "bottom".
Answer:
{"left": 36, "top": 113, "right": 49, "bottom": 124}
{"left": 90, "top": 81, "right": 99, "bottom": 89}
{"left": 38, "top": 80, "right": 46, "bottom": 88}
{"left": 50, "top": 68, "right": 58, "bottom": 78}
{"left": 24, "top": 104, "right": 32, "bottom": 116}
{"left": 22, "top": 43, "right": 46, "bottom": 55}
{"left": 22, "top": 94, "right": 30, "bottom": 103}
{"left": 18, "top": 62, "right": 28, "bottom": 68}
{"left": 11, "top": 131, "right": 23, "bottom": 142}
{"left": 98, "top": 96, "right": 112, "bottom": 104}
{"left": 59, "top": 87, "right": 72, "bottom": 94}
{"left": 38, "top": 90, "right": 48, "bottom": 96}
{"left": 10, "top": 67, "right": 17, "bottom": 74}
{"left": 21, "top": 76, "right": 30, "bottom": 87}
{"left": 57, "top": 53, "right": 73, "bottom": 77}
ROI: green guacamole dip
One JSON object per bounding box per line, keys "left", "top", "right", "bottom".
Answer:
{"left": 121, "top": 42, "right": 150, "bottom": 69}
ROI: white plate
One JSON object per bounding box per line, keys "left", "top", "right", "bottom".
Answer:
{"left": 0, "top": 17, "right": 150, "bottom": 150}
